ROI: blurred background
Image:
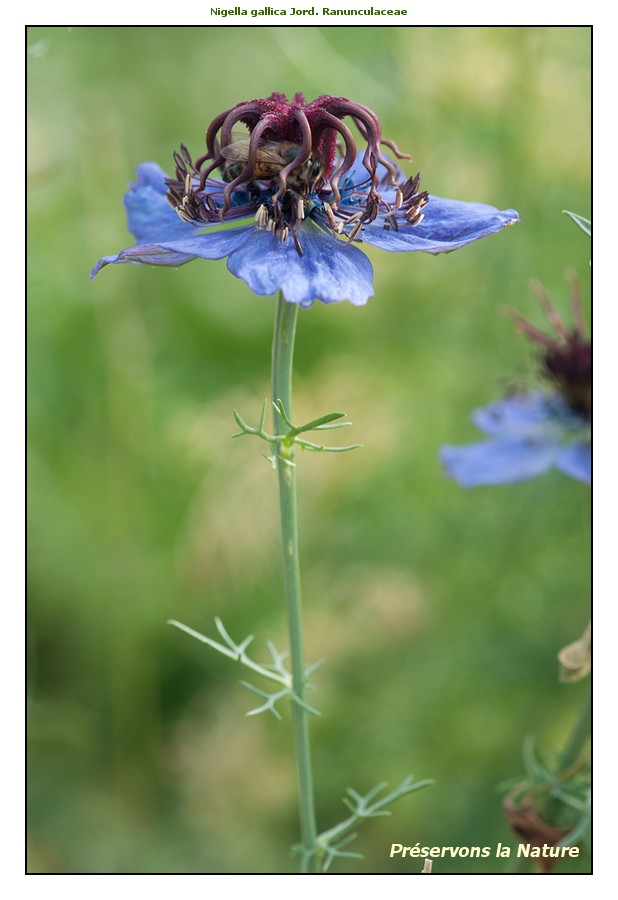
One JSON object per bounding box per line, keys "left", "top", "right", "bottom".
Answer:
{"left": 27, "top": 25, "right": 591, "bottom": 874}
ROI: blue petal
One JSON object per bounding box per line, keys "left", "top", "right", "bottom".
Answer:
{"left": 555, "top": 442, "right": 591, "bottom": 484}
{"left": 130, "top": 161, "right": 169, "bottom": 195}
{"left": 472, "top": 393, "right": 589, "bottom": 449}
{"left": 91, "top": 220, "right": 374, "bottom": 307}
{"left": 226, "top": 219, "right": 374, "bottom": 307}
{"left": 440, "top": 439, "right": 558, "bottom": 487}
{"left": 124, "top": 163, "right": 197, "bottom": 243}
{"left": 91, "top": 226, "right": 253, "bottom": 278}
{"left": 358, "top": 196, "right": 518, "bottom": 253}
{"left": 471, "top": 393, "right": 567, "bottom": 440}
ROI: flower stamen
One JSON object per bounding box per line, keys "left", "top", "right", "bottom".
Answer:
{"left": 164, "top": 94, "right": 434, "bottom": 253}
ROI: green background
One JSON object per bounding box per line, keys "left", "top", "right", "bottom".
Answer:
{"left": 27, "top": 25, "right": 591, "bottom": 874}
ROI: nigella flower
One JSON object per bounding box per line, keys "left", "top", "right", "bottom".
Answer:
{"left": 91, "top": 92, "right": 518, "bottom": 307}
{"left": 440, "top": 276, "right": 591, "bottom": 486}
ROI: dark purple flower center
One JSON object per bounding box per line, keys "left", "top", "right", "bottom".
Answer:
{"left": 510, "top": 276, "right": 591, "bottom": 420}
{"left": 543, "top": 337, "right": 591, "bottom": 420}
{"left": 165, "top": 93, "right": 428, "bottom": 255}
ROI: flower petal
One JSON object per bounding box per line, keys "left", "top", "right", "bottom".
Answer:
{"left": 555, "top": 442, "right": 591, "bottom": 483}
{"left": 359, "top": 196, "right": 518, "bottom": 253}
{"left": 226, "top": 219, "right": 374, "bottom": 307}
{"left": 471, "top": 393, "right": 567, "bottom": 440}
{"left": 91, "top": 220, "right": 374, "bottom": 308}
{"left": 440, "top": 439, "right": 558, "bottom": 487}
{"left": 91, "top": 226, "right": 253, "bottom": 278}
{"left": 124, "top": 163, "right": 198, "bottom": 243}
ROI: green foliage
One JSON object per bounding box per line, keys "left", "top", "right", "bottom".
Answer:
{"left": 168, "top": 616, "right": 324, "bottom": 719}
{"left": 563, "top": 210, "right": 591, "bottom": 238}
{"left": 309, "top": 776, "right": 433, "bottom": 873}
{"left": 28, "top": 25, "right": 590, "bottom": 873}
{"left": 502, "top": 726, "right": 591, "bottom": 860}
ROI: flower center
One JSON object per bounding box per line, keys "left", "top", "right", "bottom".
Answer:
{"left": 543, "top": 338, "right": 591, "bottom": 420}
{"left": 166, "top": 93, "right": 429, "bottom": 255}
{"left": 509, "top": 276, "right": 591, "bottom": 420}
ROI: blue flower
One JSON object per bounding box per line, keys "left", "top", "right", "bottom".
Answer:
{"left": 440, "top": 392, "right": 590, "bottom": 486}
{"left": 91, "top": 93, "right": 518, "bottom": 307}
{"left": 440, "top": 278, "right": 591, "bottom": 486}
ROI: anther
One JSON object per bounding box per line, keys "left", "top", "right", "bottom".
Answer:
{"left": 406, "top": 210, "right": 425, "bottom": 227}
{"left": 348, "top": 221, "right": 364, "bottom": 241}
{"left": 323, "top": 201, "right": 339, "bottom": 232}
{"left": 292, "top": 230, "right": 304, "bottom": 256}
{"left": 323, "top": 203, "right": 344, "bottom": 234}
{"left": 254, "top": 204, "right": 269, "bottom": 228}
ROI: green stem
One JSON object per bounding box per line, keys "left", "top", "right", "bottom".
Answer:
{"left": 271, "top": 291, "right": 318, "bottom": 872}
{"left": 559, "top": 688, "right": 591, "bottom": 773}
